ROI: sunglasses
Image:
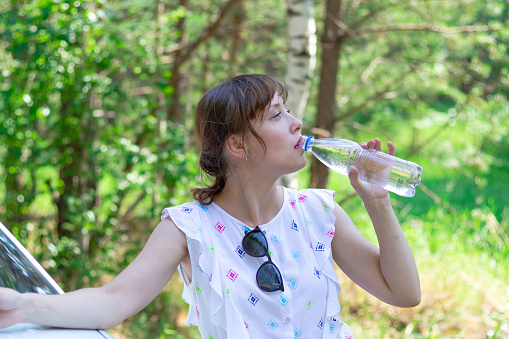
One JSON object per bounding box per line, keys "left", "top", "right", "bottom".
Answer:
{"left": 242, "top": 226, "right": 284, "bottom": 292}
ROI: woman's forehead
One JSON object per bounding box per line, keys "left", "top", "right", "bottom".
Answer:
{"left": 267, "top": 93, "right": 283, "bottom": 110}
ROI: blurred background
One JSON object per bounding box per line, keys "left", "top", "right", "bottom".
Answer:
{"left": 0, "top": 0, "right": 508, "bottom": 337}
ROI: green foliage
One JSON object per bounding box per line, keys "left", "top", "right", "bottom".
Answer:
{"left": 0, "top": 0, "right": 200, "bottom": 290}
{"left": 1, "top": 0, "right": 508, "bottom": 337}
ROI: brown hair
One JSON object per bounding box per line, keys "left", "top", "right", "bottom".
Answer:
{"left": 191, "top": 74, "right": 288, "bottom": 205}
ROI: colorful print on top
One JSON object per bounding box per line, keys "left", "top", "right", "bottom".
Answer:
{"left": 161, "top": 187, "right": 355, "bottom": 339}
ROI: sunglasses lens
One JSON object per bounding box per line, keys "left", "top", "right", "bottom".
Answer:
{"left": 242, "top": 229, "right": 268, "bottom": 257}
{"left": 242, "top": 227, "right": 284, "bottom": 292}
{"left": 256, "top": 261, "right": 284, "bottom": 292}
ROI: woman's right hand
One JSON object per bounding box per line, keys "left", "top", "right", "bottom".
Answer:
{"left": 0, "top": 287, "right": 23, "bottom": 329}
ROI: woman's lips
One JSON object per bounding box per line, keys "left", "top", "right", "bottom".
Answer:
{"left": 294, "top": 136, "right": 303, "bottom": 149}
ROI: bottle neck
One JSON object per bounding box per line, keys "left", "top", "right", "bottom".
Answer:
{"left": 304, "top": 136, "right": 313, "bottom": 151}
{"left": 297, "top": 135, "right": 314, "bottom": 151}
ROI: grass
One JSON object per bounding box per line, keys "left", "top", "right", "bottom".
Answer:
{"left": 106, "top": 197, "right": 509, "bottom": 338}
{"left": 17, "top": 146, "right": 509, "bottom": 338}
{"left": 332, "top": 174, "right": 509, "bottom": 338}
{"left": 337, "top": 228, "right": 509, "bottom": 338}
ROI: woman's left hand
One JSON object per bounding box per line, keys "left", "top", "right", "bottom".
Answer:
{"left": 348, "top": 138, "right": 395, "bottom": 201}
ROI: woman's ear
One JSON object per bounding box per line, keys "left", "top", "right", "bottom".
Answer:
{"left": 225, "top": 134, "right": 247, "bottom": 160}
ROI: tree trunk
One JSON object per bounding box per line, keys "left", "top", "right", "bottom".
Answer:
{"left": 285, "top": 0, "right": 316, "bottom": 120}
{"left": 281, "top": 0, "right": 316, "bottom": 188}
{"left": 4, "top": 144, "right": 22, "bottom": 223}
{"left": 167, "top": 0, "right": 188, "bottom": 122}
{"left": 310, "top": 0, "right": 342, "bottom": 188}
{"left": 230, "top": 0, "right": 245, "bottom": 72}
{"left": 56, "top": 86, "right": 82, "bottom": 240}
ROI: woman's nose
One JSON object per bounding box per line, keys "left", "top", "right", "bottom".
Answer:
{"left": 292, "top": 115, "right": 303, "bottom": 133}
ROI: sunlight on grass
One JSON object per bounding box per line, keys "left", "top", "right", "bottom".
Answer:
{"left": 76, "top": 165, "right": 509, "bottom": 338}
{"left": 106, "top": 220, "right": 508, "bottom": 339}
{"left": 336, "top": 239, "right": 509, "bottom": 338}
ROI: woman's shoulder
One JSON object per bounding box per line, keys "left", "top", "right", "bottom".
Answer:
{"left": 161, "top": 200, "right": 212, "bottom": 234}
{"left": 283, "top": 186, "right": 336, "bottom": 205}
{"left": 282, "top": 187, "right": 336, "bottom": 229}
{"left": 161, "top": 200, "right": 209, "bottom": 216}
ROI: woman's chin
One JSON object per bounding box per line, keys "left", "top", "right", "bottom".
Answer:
{"left": 290, "top": 157, "right": 308, "bottom": 174}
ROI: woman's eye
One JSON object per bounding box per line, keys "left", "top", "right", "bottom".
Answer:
{"left": 272, "top": 109, "right": 289, "bottom": 120}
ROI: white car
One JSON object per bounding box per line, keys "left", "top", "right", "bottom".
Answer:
{"left": 0, "top": 222, "right": 114, "bottom": 338}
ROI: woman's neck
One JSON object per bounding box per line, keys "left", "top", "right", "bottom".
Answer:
{"left": 213, "top": 179, "right": 284, "bottom": 228}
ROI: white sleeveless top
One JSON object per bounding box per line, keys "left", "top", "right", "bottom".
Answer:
{"left": 161, "top": 187, "right": 354, "bottom": 339}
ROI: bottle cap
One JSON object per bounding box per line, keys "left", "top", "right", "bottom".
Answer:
{"left": 304, "top": 136, "right": 313, "bottom": 151}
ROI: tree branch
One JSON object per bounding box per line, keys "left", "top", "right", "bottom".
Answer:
{"left": 163, "top": 0, "right": 240, "bottom": 62}
{"left": 337, "top": 191, "right": 358, "bottom": 205}
{"left": 404, "top": 78, "right": 500, "bottom": 158}
{"left": 339, "top": 0, "right": 424, "bottom": 42}
{"left": 335, "top": 53, "right": 437, "bottom": 125}
{"left": 326, "top": 11, "right": 357, "bottom": 40}
{"left": 355, "top": 23, "right": 506, "bottom": 36}
{"left": 417, "top": 183, "right": 457, "bottom": 216}
{"left": 45, "top": 180, "right": 60, "bottom": 207}
{"left": 119, "top": 191, "right": 147, "bottom": 222}
{"left": 334, "top": 82, "right": 402, "bottom": 123}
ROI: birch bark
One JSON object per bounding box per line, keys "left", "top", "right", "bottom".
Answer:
{"left": 285, "top": 0, "right": 316, "bottom": 120}
{"left": 282, "top": 0, "right": 316, "bottom": 188}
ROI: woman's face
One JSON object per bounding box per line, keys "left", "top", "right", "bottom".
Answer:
{"left": 245, "top": 92, "right": 307, "bottom": 178}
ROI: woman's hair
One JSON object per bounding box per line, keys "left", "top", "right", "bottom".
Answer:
{"left": 191, "top": 74, "right": 288, "bottom": 205}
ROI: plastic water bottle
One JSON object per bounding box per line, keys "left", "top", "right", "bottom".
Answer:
{"left": 298, "top": 135, "right": 423, "bottom": 197}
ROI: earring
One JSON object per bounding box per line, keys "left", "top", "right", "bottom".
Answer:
{"left": 244, "top": 154, "right": 248, "bottom": 161}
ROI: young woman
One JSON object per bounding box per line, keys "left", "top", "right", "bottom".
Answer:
{"left": 0, "top": 74, "right": 420, "bottom": 338}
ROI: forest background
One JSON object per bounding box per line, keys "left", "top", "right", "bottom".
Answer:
{"left": 1, "top": 0, "right": 508, "bottom": 337}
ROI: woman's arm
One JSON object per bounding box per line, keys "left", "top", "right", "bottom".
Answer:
{"left": 331, "top": 200, "right": 421, "bottom": 307}
{"left": 0, "top": 218, "right": 188, "bottom": 330}
{"left": 331, "top": 139, "right": 421, "bottom": 308}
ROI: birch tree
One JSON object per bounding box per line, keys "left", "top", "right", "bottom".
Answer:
{"left": 284, "top": 0, "right": 317, "bottom": 119}
{"left": 281, "top": 0, "right": 316, "bottom": 188}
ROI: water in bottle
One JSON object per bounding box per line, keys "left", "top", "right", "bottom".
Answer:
{"left": 298, "top": 135, "right": 422, "bottom": 197}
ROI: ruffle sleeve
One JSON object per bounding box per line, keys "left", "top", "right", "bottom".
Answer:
{"left": 161, "top": 203, "right": 228, "bottom": 336}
